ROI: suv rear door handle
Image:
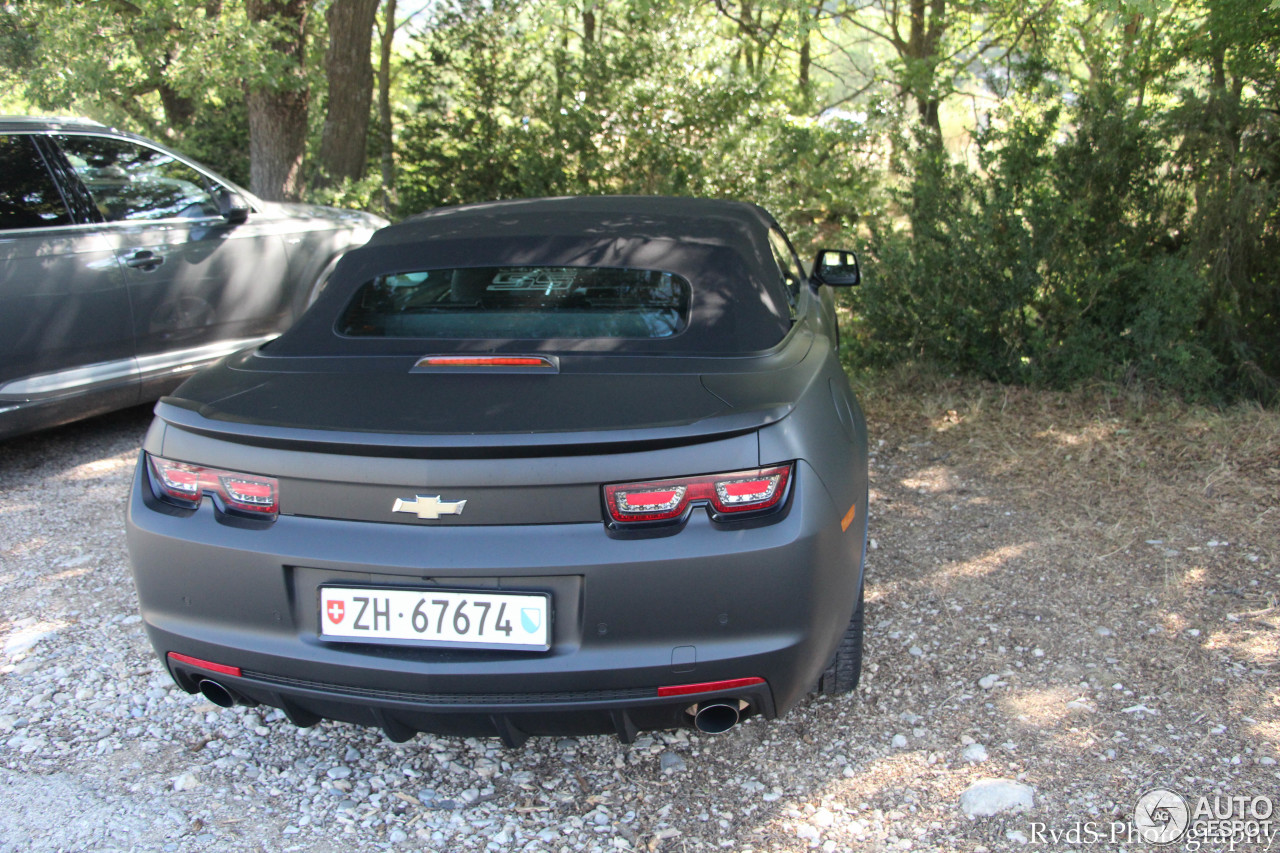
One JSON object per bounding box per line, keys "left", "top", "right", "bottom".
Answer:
{"left": 125, "top": 250, "right": 164, "bottom": 271}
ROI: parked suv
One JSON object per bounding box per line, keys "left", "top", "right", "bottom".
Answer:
{"left": 0, "top": 116, "right": 387, "bottom": 440}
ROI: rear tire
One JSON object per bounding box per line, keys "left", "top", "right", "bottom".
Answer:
{"left": 816, "top": 589, "right": 864, "bottom": 694}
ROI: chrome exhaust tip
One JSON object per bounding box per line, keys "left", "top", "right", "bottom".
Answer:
{"left": 692, "top": 701, "right": 741, "bottom": 734}
{"left": 197, "top": 679, "right": 237, "bottom": 708}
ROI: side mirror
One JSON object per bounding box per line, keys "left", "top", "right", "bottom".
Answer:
{"left": 216, "top": 190, "right": 250, "bottom": 225}
{"left": 810, "top": 249, "right": 860, "bottom": 287}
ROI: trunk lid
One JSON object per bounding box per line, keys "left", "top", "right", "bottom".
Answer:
{"left": 155, "top": 343, "right": 813, "bottom": 455}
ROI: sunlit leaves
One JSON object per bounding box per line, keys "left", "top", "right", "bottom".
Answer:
{"left": 393, "top": 0, "right": 882, "bottom": 244}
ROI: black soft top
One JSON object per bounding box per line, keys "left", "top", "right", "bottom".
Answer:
{"left": 269, "top": 196, "right": 794, "bottom": 356}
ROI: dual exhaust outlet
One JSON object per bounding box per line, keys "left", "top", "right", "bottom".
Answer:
{"left": 198, "top": 677, "right": 746, "bottom": 736}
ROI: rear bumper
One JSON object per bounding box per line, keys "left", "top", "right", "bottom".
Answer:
{"left": 126, "top": 455, "right": 865, "bottom": 743}
{"left": 165, "top": 655, "right": 776, "bottom": 744}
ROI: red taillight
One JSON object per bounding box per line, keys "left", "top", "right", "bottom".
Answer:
{"left": 604, "top": 464, "right": 792, "bottom": 525}
{"left": 147, "top": 455, "right": 280, "bottom": 516}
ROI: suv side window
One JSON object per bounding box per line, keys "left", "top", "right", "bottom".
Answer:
{"left": 767, "top": 227, "right": 805, "bottom": 319}
{"left": 0, "top": 135, "right": 73, "bottom": 230}
{"left": 55, "top": 135, "right": 220, "bottom": 222}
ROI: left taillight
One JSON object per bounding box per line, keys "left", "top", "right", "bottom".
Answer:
{"left": 146, "top": 454, "right": 280, "bottom": 517}
{"left": 604, "top": 464, "right": 792, "bottom": 526}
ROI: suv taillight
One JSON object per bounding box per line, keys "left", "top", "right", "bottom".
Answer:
{"left": 604, "top": 464, "right": 792, "bottom": 525}
{"left": 147, "top": 454, "right": 280, "bottom": 516}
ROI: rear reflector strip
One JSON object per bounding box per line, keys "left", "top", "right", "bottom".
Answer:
{"left": 167, "top": 652, "right": 242, "bottom": 678}
{"left": 657, "top": 677, "right": 766, "bottom": 698}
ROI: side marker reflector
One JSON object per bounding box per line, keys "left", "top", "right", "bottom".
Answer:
{"left": 168, "top": 652, "right": 242, "bottom": 678}
{"left": 841, "top": 503, "right": 858, "bottom": 532}
{"left": 657, "top": 677, "right": 766, "bottom": 698}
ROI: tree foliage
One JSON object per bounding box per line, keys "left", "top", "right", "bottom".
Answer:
{"left": 395, "top": 0, "right": 883, "bottom": 247}
{"left": 0, "top": 0, "right": 1277, "bottom": 399}
{"left": 0, "top": 0, "right": 383, "bottom": 200}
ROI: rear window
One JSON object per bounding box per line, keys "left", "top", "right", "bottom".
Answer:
{"left": 337, "top": 266, "right": 691, "bottom": 340}
{"left": 0, "top": 135, "right": 73, "bottom": 229}
{"left": 56, "top": 135, "right": 219, "bottom": 222}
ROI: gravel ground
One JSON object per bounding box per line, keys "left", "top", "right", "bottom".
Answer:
{"left": 1, "top": 380, "right": 1276, "bottom": 853}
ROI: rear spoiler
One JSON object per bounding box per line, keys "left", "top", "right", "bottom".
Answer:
{"left": 153, "top": 398, "right": 792, "bottom": 460}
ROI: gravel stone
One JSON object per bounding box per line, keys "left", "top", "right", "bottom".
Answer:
{"left": 795, "top": 824, "right": 820, "bottom": 843}
{"left": 172, "top": 771, "right": 199, "bottom": 792}
{"left": 959, "top": 779, "right": 1035, "bottom": 816}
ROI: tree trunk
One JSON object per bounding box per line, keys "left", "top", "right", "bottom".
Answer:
{"left": 245, "top": 0, "right": 310, "bottom": 201}
{"left": 905, "top": 0, "right": 945, "bottom": 145}
{"left": 158, "top": 80, "right": 196, "bottom": 128}
{"left": 918, "top": 97, "right": 941, "bottom": 137}
{"left": 798, "top": 4, "right": 815, "bottom": 105}
{"left": 318, "top": 0, "right": 382, "bottom": 186}
{"left": 247, "top": 87, "right": 309, "bottom": 200}
{"left": 377, "top": 0, "right": 397, "bottom": 216}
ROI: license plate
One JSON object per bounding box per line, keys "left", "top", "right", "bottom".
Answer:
{"left": 319, "top": 586, "right": 551, "bottom": 651}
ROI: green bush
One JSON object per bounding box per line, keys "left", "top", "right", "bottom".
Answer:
{"left": 854, "top": 90, "right": 1227, "bottom": 399}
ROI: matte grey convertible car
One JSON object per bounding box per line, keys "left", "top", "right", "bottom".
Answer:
{"left": 0, "top": 116, "right": 386, "bottom": 440}
{"left": 126, "top": 196, "right": 869, "bottom": 745}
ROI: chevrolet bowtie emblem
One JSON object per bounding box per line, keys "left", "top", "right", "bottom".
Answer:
{"left": 392, "top": 495, "right": 468, "bottom": 520}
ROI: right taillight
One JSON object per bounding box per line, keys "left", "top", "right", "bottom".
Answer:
{"left": 146, "top": 454, "right": 280, "bottom": 517}
{"left": 604, "top": 464, "right": 792, "bottom": 526}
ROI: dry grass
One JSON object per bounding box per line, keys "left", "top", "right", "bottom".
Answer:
{"left": 851, "top": 366, "right": 1280, "bottom": 777}
{"left": 852, "top": 366, "right": 1279, "bottom": 568}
